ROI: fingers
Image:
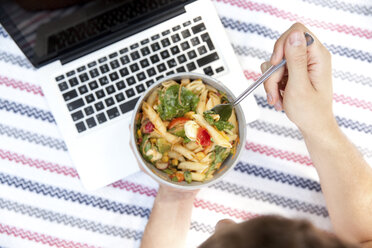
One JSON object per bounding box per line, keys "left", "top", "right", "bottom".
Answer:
{"left": 261, "top": 61, "right": 285, "bottom": 110}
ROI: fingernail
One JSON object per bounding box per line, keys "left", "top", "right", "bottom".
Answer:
{"left": 274, "top": 101, "right": 282, "bottom": 111}
{"left": 304, "top": 32, "right": 314, "bottom": 46}
{"left": 262, "top": 62, "right": 270, "bottom": 72}
{"left": 289, "top": 31, "right": 305, "bottom": 47}
{"left": 266, "top": 93, "right": 273, "bottom": 104}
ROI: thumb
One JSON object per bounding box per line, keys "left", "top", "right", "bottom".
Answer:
{"left": 284, "top": 31, "right": 311, "bottom": 89}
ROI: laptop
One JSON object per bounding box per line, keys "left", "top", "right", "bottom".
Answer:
{"left": 0, "top": 0, "right": 259, "bottom": 190}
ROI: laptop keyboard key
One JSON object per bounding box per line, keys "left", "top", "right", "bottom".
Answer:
{"left": 160, "top": 50, "right": 170, "bottom": 59}
{"left": 88, "top": 80, "right": 98, "bottom": 90}
{"left": 110, "top": 60, "right": 120, "bottom": 69}
{"left": 99, "top": 64, "right": 109, "bottom": 74}
{"left": 119, "top": 68, "right": 129, "bottom": 77}
{"left": 67, "top": 98, "right": 84, "bottom": 111}
{"left": 186, "top": 62, "right": 196, "bottom": 71}
{"left": 161, "top": 38, "right": 170, "bottom": 47}
{"left": 198, "top": 45, "right": 207, "bottom": 55}
{"left": 130, "top": 51, "right": 140, "bottom": 61}
{"left": 206, "top": 39, "right": 215, "bottom": 51}
{"left": 79, "top": 73, "right": 89, "bottom": 82}
{"left": 136, "top": 84, "right": 146, "bottom": 93}
{"left": 192, "top": 23, "right": 206, "bottom": 34}
{"left": 85, "top": 94, "right": 95, "bottom": 103}
{"left": 119, "top": 47, "right": 128, "bottom": 54}
{"left": 109, "top": 72, "right": 119, "bottom": 81}
{"left": 120, "top": 55, "right": 130, "bottom": 65}
{"left": 162, "top": 30, "right": 170, "bottom": 36}
{"left": 147, "top": 67, "right": 156, "bottom": 77}
{"left": 157, "top": 63, "right": 166, "bottom": 72}
{"left": 216, "top": 66, "right": 225, "bottom": 73}
{"left": 95, "top": 101, "right": 104, "bottom": 111}
{"left": 86, "top": 117, "right": 97, "bottom": 128}
{"left": 99, "top": 76, "right": 109, "bottom": 86}
{"left": 136, "top": 72, "right": 146, "bottom": 81}
{"left": 106, "top": 85, "right": 116, "bottom": 95}
{"left": 119, "top": 97, "right": 140, "bottom": 114}
{"left": 172, "top": 25, "right": 181, "bottom": 31}
{"left": 140, "top": 47, "right": 150, "bottom": 56}
{"left": 180, "top": 41, "right": 190, "bottom": 51}
{"left": 130, "top": 43, "right": 139, "bottom": 50}
{"left": 151, "top": 34, "right": 160, "bottom": 40}
{"left": 115, "top": 93, "right": 125, "bottom": 102}
{"left": 55, "top": 75, "right": 64, "bottom": 81}
{"left": 140, "top": 58, "right": 149, "bottom": 68}
{"left": 151, "top": 42, "right": 161, "bottom": 52}
{"left": 167, "top": 59, "right": 177, "bottom": 68}
{"left": 126, "top": 88, "right": 135, "bottom": 98}
{"left": 176, "top": 66, "right": 186, "bottom": 73}
{"left": 96, "top": 113, "right": 107, "bottom": 124}
{"left": 194, "top": 16, "right": 202, "bottom": 22}
{"left": 58, "top": 82, "right": 68, "bottom": 91}
{"left": 88, "top": 61, "right": 97, "bottom": 68}
{"left": 191, "top": 37, "right": 200, "bottom": 46}
{"left": 89, "top": 68, "right": 99, "bottom": 78}
{"left": 71, "top": 110, "right": 84, "bottom": 121}
{"left": 146, "top": 79, "right": 155, "bottom": 87}
{"left": 203, "top": 66, "right": 214, "bottom": 76}
{"left": 95, "top": 89, "right": 105, "bottom": 99}
{"left": 107, "top": 107, "right": 120, "bottom": 119}
{"left": 171, "top": 34, "right": 180, "bottom": 43}
{"left": 109, "top": 52, "right": 118, "bottom": 59}
{"left": 197, "top": 52, "right": 219, "bottom": 67}
{"left": 177, "top": 54, "right": 187, "bottom": 64}
{"left": 170, "top": 46, "right": 180, "bottom": 55}
{"left": 69, "top": 77, "right": 79, "bottom": 87}
{"left": 63, "top": 89, "right": 77, "bottom": 102}
{"left": 166, "top": 71, "right": 175, "bottom": 76}
{"left": 181, "top": 29, "right": 191, "bottom": 38}
{"left": 84, "top": 106, "right": 94, "bottom": 116}
{"left": 183, "top": 20, "right": 191, "bottom": 27}
{"left": 126, "top": 76, "right": 136, "bottom": 86}
{"left": 150, "top": 54, "right": 160, "bottom": 64}
{"left": 78, "top": 85, "right": 88, "bottom": 95}
{"left": 66, "top": 70, "right": 75, "bottom": 77}
{"left": 130, "top": 63, "right": 140, "bottom": 73}
{"left": 98, "top": 57, "right": 107, "bottom": 63}
{"left": 187, "top": 50, "right": 197, "bottom": 59}
{"left": 76, "top": 121, "right": 86, "bottom": 133}
{"left": 141, "top": 38, "right": 150, "bottom": 45}
{"left": 105, "top": 97, "right": 115, "bottom": 107}
{"left": 116, "top": 80, "right": 126, "bottom": 90}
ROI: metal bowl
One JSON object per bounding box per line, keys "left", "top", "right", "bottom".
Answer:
{"left": 130, "top": 72, "right": 246, "bottom": 190}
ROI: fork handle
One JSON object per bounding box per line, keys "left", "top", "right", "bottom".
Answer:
{"left": 233, "top": 59, "right": 287, "bottom": 107}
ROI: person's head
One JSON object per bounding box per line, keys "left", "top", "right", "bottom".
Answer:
{"left": 199, "top": 215, "right": 358, "bottom": 248}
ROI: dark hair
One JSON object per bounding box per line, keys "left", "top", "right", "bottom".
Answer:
{"left": 199, "top": 215, "right": 359, "bottom": 248}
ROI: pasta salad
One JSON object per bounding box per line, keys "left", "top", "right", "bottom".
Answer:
{"left": 135, "top": 78, "right": 239, "bottom": 183}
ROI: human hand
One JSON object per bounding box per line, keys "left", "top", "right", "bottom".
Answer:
{"left": 261, "top": 23, "right": 336, "bottom": 136}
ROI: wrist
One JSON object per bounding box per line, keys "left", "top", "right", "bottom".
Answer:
{"left": 156, "top": 185, "right": 198, "bottom": 202}
{"left": 299, "top": 116, "right": 339, "bottom": 141}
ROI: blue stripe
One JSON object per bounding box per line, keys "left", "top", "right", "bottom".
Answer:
{"left": 0, "top": 172, "right": 151, "bottom": 218}
{"left": 0, "top": 50, "right": 34, "bottom": 70}
{"left": 0, "top": 98, "right": 55, "bottom": 123}
{"left": 254, "top": 94, "right": 372, "bottom": 135}
{"left": 212, "top": 180, "right": 328, "bottom": 217}
{"left": 301, "top": 0, "right": 372, "bottom": 16}
{"left": 234, "top": 162, "right": 321, "bottom": 192}
{"left": 0, "top": 26, "right": 8, "bottom": 38}
{"left": 221, "top": 17, "right": 372, "bottom": 63}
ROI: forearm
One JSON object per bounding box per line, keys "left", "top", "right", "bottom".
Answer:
{"left": 301, "top": 119, "right": 372, "bottom": 243}
{"left": 140, "top": 186, "right": 197, "bottom": 248}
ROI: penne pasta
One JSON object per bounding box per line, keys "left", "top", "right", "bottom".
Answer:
{"left": 173, "top": 144, "right": 197, "bottom": 161}
{"left": 147, "top": 90, "right": 158, "bottom": 107}
{"left": 196, "top": 89, "right": 208, "bottom": 115}
{"left": 178, "top": 161, "right": 209, "bottom": 173}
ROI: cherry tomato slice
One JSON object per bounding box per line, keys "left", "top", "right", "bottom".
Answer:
{"left": 168, "top": 117, "right": 190, "bottom": 129}
{"left": 197, "top": 127, "right": 211, "bottom": 146}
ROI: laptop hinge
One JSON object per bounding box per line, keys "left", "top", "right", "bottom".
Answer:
{"left": 59, "top": 2, "right": 191, "bottom": 65}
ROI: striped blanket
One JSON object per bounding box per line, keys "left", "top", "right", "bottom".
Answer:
{"left": 0, "top": 0, "right": 371, "bottom": 247}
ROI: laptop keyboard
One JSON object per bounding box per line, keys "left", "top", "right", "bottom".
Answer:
{"left": 54, "top": 17, "right": 226, "bottom": 134}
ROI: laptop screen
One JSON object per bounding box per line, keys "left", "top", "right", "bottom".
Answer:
{"left": 0, "top": 0, "right": 190, "bottom": 68}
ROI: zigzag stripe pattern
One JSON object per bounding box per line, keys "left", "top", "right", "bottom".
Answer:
{"left": 232, "top": 44, "right": 271, "bottom": 60}
{"left": 0, "top": 98, "right": 55, "bottom": 123}
{"left": 0, "top": 172, "right": 151, "bottom": 218}
{"left": 333, "top": 93, "right": 372, "bottom": 112}
{"left": 0, "top": 75, "right": 43, "bottom": 96}
{"left": 248, "top": 120, "right": 303, "bottom": 140}
{"left": 190, "top": 221, "right": 214, "bottom": 234}
{"left": 0, "top": 223, "right": 99, "bottom": 248}
{"left": 221, "top": 17, "right": 372, "bottom": 63}
{"left": 193, "top": 198, "right": 258, "bottom": 220}
{"left": 110, "top": 180, "right": 157, "bottom": 197}
{"left": 301, "top": 0, "right": 372, "bottom": 16}
{"left": 0, "top": 148, "right": 77, "bottom": 178}
{"left": 254, "top": 94, "right": 372, "bottom": 135}
{"left": 216, "top": 0, "right": 372, "bottom": 39}
{"left": 245, "top": 141, "right": 313, "bottom": 166}
{"left": 0, "top": 26, "right": 8, "bottom": 38}
{"left": 234, "top": 162, "right": 321, "bottom": 192}
{"left": 212, "top": 181, "right": 328, "bottom": 217}
{"left": 336, "top": 116, "right": 372, "bottom": 134}
{"left": 0, "top": 51, "right": 34, "bottom": 70}
{"left": 0, "top": 198, "right": 143, "bottom": 240}
{"left": 244, "top": 70, "right": 261, "bottom": 81}
{"left": 0, "top": 123, "right": 67, "bottom": 151}
{"left": 356, "top": 145, "right": 372, "bottom": 159}
{"left": 333, "top": 69, "right": 372, "bottom": 88}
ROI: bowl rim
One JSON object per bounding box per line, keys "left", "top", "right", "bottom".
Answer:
{"left": 130, "top": 72, "right": 246, "bottom": 190}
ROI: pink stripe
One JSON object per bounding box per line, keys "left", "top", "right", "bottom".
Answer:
{"left": 333, "top": 93, "right": 372, "bottom": 112}
{"left": 110, "top": 180, "right": 158, "bottom": 197}
{"left": 0, "top": 75, "right": 44, "bottom": 96}
{"left": 0, "top": 223, "right": 100, "bottom": 248}
{"left": 0, "top": 149, "right": 79, "bottom": 178}
{"left": 245, "top": 141, "right": 313, "bottom": 166}
{"left": 216, "top": 0, "right": 372, "bottom": 39}
{"left": 244, "top": 70, "right": 261, "bottom": 81}
{"left": 194, "top": 198, "right": 258, "bottom": 220}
